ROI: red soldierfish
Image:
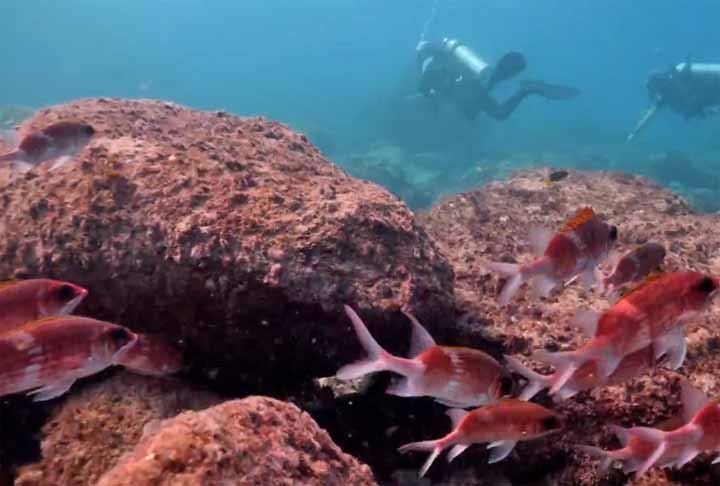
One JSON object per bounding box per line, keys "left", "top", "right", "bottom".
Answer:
{"left": 0, "top": 316, "right": 137, "bottom": 401}
{"left": 398, "top": 399, "right": 562, "bottom": 477}
{"left": 602, "top": 242, "right": 666, "bottom": 294}
{"left": 0, "top": 279, "right": 88, "bottom": 334}
{"left": 336, "top": 305, "right": 513, "bottom": 408}
{"left": 580, "top": 382, "right": 720, "bottom": 476}
{"left": 116, "top": 333, "right": 183, "bottom": 377}
{"left": 485, "top": 207, "right": 617, "bottom": 306}
{"left": 0, "top": 121, "right": 95, "bottom": 171}
{"left": 504, "top": 346, "right": 658, "bottom": 401}
{"left": 534, "top": 272, "right": 719, "bottom": 394}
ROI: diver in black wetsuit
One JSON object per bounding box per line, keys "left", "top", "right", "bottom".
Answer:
{"left": 415, "top": 38, "right": 580, "bottom": 121}
{"left": 628, "top": 61, "right": 720, "bottom": 141}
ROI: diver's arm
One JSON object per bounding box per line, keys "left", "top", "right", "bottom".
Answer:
{"left": 627, "top": 103, "right": 659, "bottom": 142}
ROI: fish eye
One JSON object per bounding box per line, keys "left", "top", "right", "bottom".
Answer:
{"left": 697, "top": 276, "right": 717, "bottom": 294}
{"left": 541, "top": 416, "right": 560, "bottom": 430}
{"left": 84, "top": 125, "right": 95, "bottom": 135}
{"left": 56, "top": 284, "right": 76, "bottom": 300}
{"left": 609, "top": 226, "right": 618, "bottom": 241}
{"left": 109, "top": 328, "right": 132, "bottom": 347}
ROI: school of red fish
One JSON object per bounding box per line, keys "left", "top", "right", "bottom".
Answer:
{"left": 338, "top": 206, "right": 720, "bottom": 479}
{"left": 3, "top": 120, "right": 719, "bottom": 480}
{"left": 0, "top": 278, "right": 182, "bottom": 402}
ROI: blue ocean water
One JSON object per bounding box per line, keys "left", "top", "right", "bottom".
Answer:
{"left": 3, "top": 0, "right": 720, "bottom": 208}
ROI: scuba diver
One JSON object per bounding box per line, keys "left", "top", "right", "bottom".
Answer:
{"left": 415, "top": 38, "right": 580, "bottom": 121}
{"left": 628, "top": 61, "right": 720, "bottom": 141}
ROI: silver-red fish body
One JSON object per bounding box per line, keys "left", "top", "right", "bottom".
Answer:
{"left": 0, "top": 316, "right": 137, "bottom": 401}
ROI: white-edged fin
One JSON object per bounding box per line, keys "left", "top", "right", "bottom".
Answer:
{"left": 402, "top": 310, "right": 436, "bottom": 358}
{"left": 27, "top": 379, "right": 75, "bottom": 402}
{"left": 569, "top": 309, "right": 600, "bottom": 337}
{"left": 578, "top": 268, "right": 597, "bottom": 290}
{"left": 386, "top": 377, "right": 416, "bottom": 397}
{"left": 528, "top": 226, "right": 552, "bottom": 256}
{"left": 483, "top": 261, "right": 523, "bottom": 307}
{"left": 503, "top": 354, "right": 550, "bottom": 400}
{"left": 531, "top": 274, "right": 556, "bottom": 299}
{"left": 563, "top": 275, "right": 578, "bottom": 288}
{"left": 627, "top": 427, "right": 666, "bottom": 476}
{"left": 447, "top": 444, "right": 470, "bottom": 463}
{"left": 487, "top": 440, "right": 517, "bottom": 464}
{"left": 532, "top": 349, "right": 580, "bottom": 393}
{"left": 446, "top": 408, "right": 469, "bottom": 429}
{"left": 436, "top": 397, "right": 475, "bottom": 408}
{"left": 48, "top": 155, "right": 72, "bottom": 172}
{"left": 554, "top": 384, "right": 581, "bottom": 401}
{"left": 653, "top": 327, "right": 686, "bottom": 370}
{"left": 711, "top": 454, "right": 720, "bottom": 464}
{"left": 397, "top": 440, "right": 442, "bottom": 478}
{"left": 672, "top": 445, "right": 700, "bottom": 469}
{"left": 336, "top": 305, "right": 388, "bottom": 380}
{"left": 680, "top": 381, "right": 709, "bottom": 422}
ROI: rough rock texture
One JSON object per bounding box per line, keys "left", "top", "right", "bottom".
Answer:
{"left": 0, "top": 98, "right": 455, "bottom": 392}
{"left": 418, "top": 168, "right": 720, "bottom": 485}
{"left": 13, "top": 372, "right": 219, "bottom": 486}
{"left": 95, "top": 396, "right": 376, "bottom": 486}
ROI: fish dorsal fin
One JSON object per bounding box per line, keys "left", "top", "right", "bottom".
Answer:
{"left": 528, "top": 226, "right": 553, "bottom": 256}
{"left": 561, "top": 207, "right": 595, "bottom": 233}
{"left": 402, "top": 310, "right": 436, "bottom": 358}
{"left": 681, "top": 380, "right": 709, "bottom": 422}
{"left": 446, "top": 408, "right": 469, "bottom": 429}
{"left": 619, "top": 271, "right": 666, "bottom": 300}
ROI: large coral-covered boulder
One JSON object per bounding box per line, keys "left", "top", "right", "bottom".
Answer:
{"left": 96, "top": 396, "right": 376, "bottom": 486}
{"left": 14, "top": 373, "right": 219, "bottom": 486}
{"left": 419, "top": 169, "right": 720, "bottom": 485}
{"left": 0, "top": 98, "right": 455, "bottom": 390}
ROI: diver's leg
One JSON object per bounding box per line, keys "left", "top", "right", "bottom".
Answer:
{"left": 482, "top": 90, "right": 533, "bottom": 121}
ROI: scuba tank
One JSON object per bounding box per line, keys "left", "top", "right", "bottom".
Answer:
{"left": 440, "top": 38, "right": 492, "bottom": 83}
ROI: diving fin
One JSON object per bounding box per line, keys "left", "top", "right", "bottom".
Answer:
{"left": 488, "top": 52, "right": 527, "bottom": 90}
{"left": 522, "top": 80, "right": 580, "bottom": 100}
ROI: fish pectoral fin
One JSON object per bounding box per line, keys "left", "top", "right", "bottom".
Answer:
{"left": 578, "top": 268, "right": 598, "bottom": 290}
{"left": 569, "top": 308, "right": 600, "bottom": 337}
{"left": 528, "top": 226, "right": 552, "bottom": 256}
{"left": 486, "top": 440, "right": 517, "bottom": 464}
{"left": 447, "top": 444, "right": 470, "bottom": 463}
{"left": 386, "top": 377, "right": 416, "bottom": 397}
{"left": 680, "top": 381, "right": 710, "bottom": 422}
{"left": 672, "top": 445, "right": 700, "bottom": 469}
{"left": 711, "top": 454, "right": 720, "bottom": 465}
{"left": 654, "top": 327, "right": 686, "bottom": 370}
{"left": 531, "top": 275, "right": 557, "bottom": 299}
{"left": 28, "top": 379, "right": 75, "bottom": 402}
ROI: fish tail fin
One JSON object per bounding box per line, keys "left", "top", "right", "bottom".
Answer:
{"left": 626, "top": 427, "right": 667, "bottom": 477}
{"left": 484, "top": 261, "right": 524, "bottom": 306}
{"left": 503, "top": 354, "right": 551, "bottom": 400}
{"left": 336, "top": 305, "right": 392, "bottom": 380}
{"left": 398, "top": 440, "right": 444, "bottom": 478}
{"left": 0, "top": 150, "right": 19, "bottom": 163}
{"left": 531, "top": 349, "right": 582, "bottom": 394}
